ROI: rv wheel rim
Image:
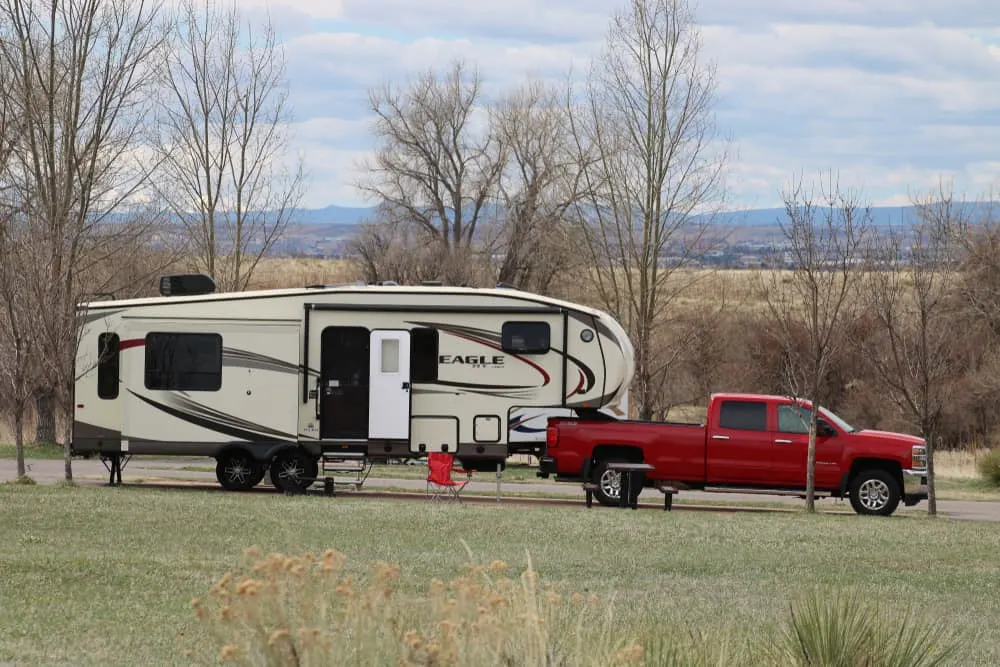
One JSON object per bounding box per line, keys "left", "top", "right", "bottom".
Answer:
{"left": 858, "top": 478, "right": 889, "bottom": 510}
{"left": 278, "top": 459, "right": 305, "bottom": 482}
{"left": 224, "top": 460, "right": 251, "bottom": 484}
{"left": 600, "top": 469, "right": 621, "bottom": 499}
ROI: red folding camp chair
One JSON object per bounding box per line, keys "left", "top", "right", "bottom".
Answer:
{"left": 426, "top": 452, "right": 470, "bottom": 502}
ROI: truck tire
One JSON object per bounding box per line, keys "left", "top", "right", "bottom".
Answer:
{"left": 269, "top": 448, "right": 315, "bottom": 494}
{"left": 849, "top": 468, "right": 901, "bottom": 516}
{"left": 592, "top": 459, "right": 634, "bottom": 507}
{"left": 216, "top": 450, "right": 264, "bottom": 491}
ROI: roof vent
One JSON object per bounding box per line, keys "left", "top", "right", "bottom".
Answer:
{"left": 159, "top": 274, "right": 216, "bottom": 297}
{"left": 496, "top": 282, "right": 517, "bottom": 289}
{"left": 421, "top": 280, "right": 443, "bottom": 286}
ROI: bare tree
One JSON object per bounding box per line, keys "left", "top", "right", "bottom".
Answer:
{"left": 567, "top": 0, "right": 727, "bottom": 419}
{"left": 759, "top": 174, "right": 871, "bottom": 512}
{"left": 488, "top": 80, "right": 585, "bottom": 293}
{"left": 0, "top": 68, "right": 34, "bottom": 479}
{"left": 0, "top": 0, "right": 166, "bottom": 480}
{"left": 358, "top": 60, "right": 505, "bottom": 283}
{"left": 861, "top": 189, "right": 969, "bottom": 516}
{"left": 155, "top": 0, "right": 303, "bottom": 292}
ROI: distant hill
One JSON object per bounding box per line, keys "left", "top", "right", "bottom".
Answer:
{"left": 287, "top": 202, "right": 998, "bottom": 228}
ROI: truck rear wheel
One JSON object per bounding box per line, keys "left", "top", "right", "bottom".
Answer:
{"left": 592, "top": 460, "right": 631, "bottom": 507}
{"left": 849, "top": 469, "right": 901, "bottom": 516}
{"left": 216, "top": 451, "right": 263, "bottom": 491}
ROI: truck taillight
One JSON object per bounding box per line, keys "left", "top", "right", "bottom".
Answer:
{"left": 546, "top": 425, "right": 558, "bottom": 449}
{"left": 912, "top": 444, "right": 927, "bottom": 470}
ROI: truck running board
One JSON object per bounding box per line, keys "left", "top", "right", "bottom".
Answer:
{"left": 702, "top": 486, "right": 831, "bottom": 498}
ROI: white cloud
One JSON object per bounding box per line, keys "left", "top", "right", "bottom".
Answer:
{"left": 238, "top": 0, "right": 345, "bottom": 20}
{"left": 229, "top": 0, "right": 1000, "bottom": 209}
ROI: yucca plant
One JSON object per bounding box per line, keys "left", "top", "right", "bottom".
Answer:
{"left": 777, "top": 588, "right": 962, "bottom": 667}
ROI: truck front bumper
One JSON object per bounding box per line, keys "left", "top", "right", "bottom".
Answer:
{"left": 902, "top": 468, "right": 928, "bottom": 506}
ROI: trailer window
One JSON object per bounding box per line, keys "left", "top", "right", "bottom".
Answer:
{"left": 97, "top": 333, "right": 120, "bottom": 400}
{"left": 144, "top": 332, "right": 223, "bottom": 391}
{"left": 501, "top": 322, "right": 550, "bottom": 354}
{"left": 718, "top": 400, "right": 767, "bottom": 431}
{"left": 411, "top": 328, "right": 438, "bottom": 383}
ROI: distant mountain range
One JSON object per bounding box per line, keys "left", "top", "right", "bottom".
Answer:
{"left": 284, "top": 202, "right": 999, "bottom": 228}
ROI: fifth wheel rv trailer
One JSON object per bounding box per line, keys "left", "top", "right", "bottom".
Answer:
{"left": 72, "top": 276, "right": 635, "bottom": 493}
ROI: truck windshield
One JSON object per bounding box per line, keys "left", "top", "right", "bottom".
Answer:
{"left": 820, "top": 408, "right": 856, "bottom": 433}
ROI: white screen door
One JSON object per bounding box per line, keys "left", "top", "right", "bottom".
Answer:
{"left": 368, "top": 330, "right": 411, "bottom": 439}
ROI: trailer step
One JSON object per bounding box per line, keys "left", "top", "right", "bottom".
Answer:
{"left": 702, "top": 487, "right": 831, "bottom": 498}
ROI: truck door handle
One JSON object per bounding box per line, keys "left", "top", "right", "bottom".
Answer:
{"left": 711, "top": 435, "right": 729, "bottom": 440}
{"left": 774, "top": 439, "right": 792, "bottom": 444}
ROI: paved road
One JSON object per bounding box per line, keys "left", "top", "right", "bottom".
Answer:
{"left": 4, "top": 456, "right": 999, "bottom": 522}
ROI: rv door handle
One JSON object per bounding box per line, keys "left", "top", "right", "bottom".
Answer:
{"left": 711, "top": 435, "right": 729, "bottom": 441}
{"left": 401, "top": 381, "right": 410, "bottom": 390}
{"left": 774, "top": 439, "right": 793, "bottom": 444}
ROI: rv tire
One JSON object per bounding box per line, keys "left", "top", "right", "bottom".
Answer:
{"left": 216, "top": 450, "right": 264, "bottom": 491}
{"left": 269, "top": 448, "right": 314, "bottom": 494}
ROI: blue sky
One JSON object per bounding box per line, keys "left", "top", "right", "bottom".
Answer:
{"left": 235, "top": 0, "right": 1000, "bottom": 210}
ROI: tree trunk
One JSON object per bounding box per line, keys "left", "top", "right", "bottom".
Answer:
{"left": 14, "top": 405, "right": 26, "bottom": 479}
{"left": 926, "top": 434, "right": 937, "bottom": 517}
{"left": 35, "top": 391, "right": 57, "bottom": 445}
{"left": 806, "top": 406, "right": 818, "bottom": 513}
{"left": 60, "top": 399, "right": 73, "bottom": 482}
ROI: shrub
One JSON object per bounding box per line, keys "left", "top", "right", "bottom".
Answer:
{"left": 777, "top": 589, "right": 962, "bottom": 667}
{"left": 186, "top": 545, "right": 671, "bottom": 666}
{"left": 977, "top": 448, "right": 1000, "bottom": 486}
{"left": 188, "top": 549, "right": 965, "bottom": 667}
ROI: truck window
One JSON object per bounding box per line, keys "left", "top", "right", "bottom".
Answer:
{"left": 144, "top": 332, "right": 223, "bottom": 391}
{"left": 501, "top": 322, "right": 550, "bottom": 354}
{"left": 718, "top": 401, "right": 767, "bottom": 431}
{"left": 777, "top": 405, "right": 811, "bottom": 434}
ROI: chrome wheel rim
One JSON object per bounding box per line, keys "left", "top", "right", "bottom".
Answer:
{"left": 600, "top": 469, "right": 621, "bottom": 499}
{"left": 278, "top": 458, "right": 305, "bottom": 484}
{"left": 858, "top": 478, "right": 890, "bottom": 511}
{"left": 223, "top": 458, "right": 251, "bottom": 485}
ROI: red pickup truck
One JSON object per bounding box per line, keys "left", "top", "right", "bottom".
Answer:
{"left": 538, "top": 393, "right": 929, "bottom": 516}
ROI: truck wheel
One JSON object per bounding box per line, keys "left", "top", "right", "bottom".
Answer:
{"left": 216, "top": 451, "right": 263, "bottom": 491}
{"left": 849, "top": 469, "right": 901, "bottom": 516}
{"left": 592, "top": 460, "right": 623, "bottom": 507}
{"left": 269, "top": 448, "right": 314, "bottom": 494}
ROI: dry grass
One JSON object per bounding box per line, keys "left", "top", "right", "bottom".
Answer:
{"left": 244, "top": 257, "right": 362, "bottom": 290}
{"left": 1, "top": 484, "right": 997, "bottom": 666}
{"left": 935, "top": 448, "right": 990, "bottom": 479}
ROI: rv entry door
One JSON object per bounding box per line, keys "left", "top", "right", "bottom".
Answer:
{"left": 369, "top": 330, "right": 411, "bottom": 440}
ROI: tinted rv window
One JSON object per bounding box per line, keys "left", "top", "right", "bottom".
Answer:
{"left": 144, "top": 332, "right": 223, "bottom": 391}
{"left": 97, "top": 333, "right": 120, "bottom": 400}
{"left": 718, "top": 401, "right": 767, "bottom": 431}
{"left": 411, "top": 328, "right": 438, "bottom": 383}
{"left": 501, "top": 322, "right": 550, "bottom": 354}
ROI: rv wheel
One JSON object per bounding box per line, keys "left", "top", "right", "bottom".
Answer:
{"left": 269, "top": 448, "right": 314, "bottom": 494}
{"left": 216, "top": 451, "right": 263, "bottom": 491}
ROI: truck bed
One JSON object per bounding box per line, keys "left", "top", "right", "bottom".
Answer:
{"left": 546, "top": 418, "right": 707, "bottom": 481}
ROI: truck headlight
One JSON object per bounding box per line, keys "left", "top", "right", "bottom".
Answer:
{"left": 912, "top": 445, "right": 928, "bottom": 470}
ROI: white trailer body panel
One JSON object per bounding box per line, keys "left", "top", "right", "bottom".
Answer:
{"left": 72, "top": 284, "right": 634, "bottom": 464}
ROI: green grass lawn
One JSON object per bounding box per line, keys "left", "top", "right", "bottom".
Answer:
{"left": 0, "top": 485, "right": 998, "bottom": 666}
{"left": 0, "top": 443, "right": 65, "bottom": 460}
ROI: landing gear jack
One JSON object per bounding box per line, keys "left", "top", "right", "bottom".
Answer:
{"left": 100, "top": 452, "right": 131, "bottom": 486}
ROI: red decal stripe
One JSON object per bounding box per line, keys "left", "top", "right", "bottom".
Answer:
{"left": 119, "top": 338, "right": 145, "bottom": 350}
